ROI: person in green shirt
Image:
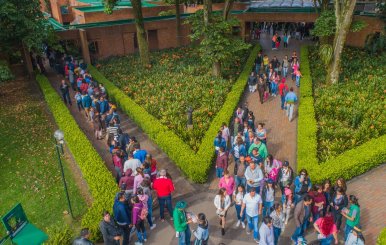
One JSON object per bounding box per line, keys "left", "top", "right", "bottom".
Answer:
{"left": 342, "top": 195, "right": 361, "bottom": 241}
{"left": 173, "top": 201, "right": 192, "bottom": 245}
{"left": 248, "top": 138, "right": 268, "bottom": 159}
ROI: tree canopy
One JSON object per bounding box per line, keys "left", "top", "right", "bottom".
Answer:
{"left": 0, "top": 0, "right": 53, "bottom": 54}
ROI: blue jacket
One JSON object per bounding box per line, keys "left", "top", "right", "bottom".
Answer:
{"left": 285, "top": 92, "right": 298, "bottom": 104}
{"left": 99, "top": 100, "right": 109, "bottom": 114}
{"left": 231, "top": 144, "right": 246, "bottom": 159}
{"left": 113, "top": 199, "right": 131, "bottom": 225}
{"left": 214, "top": 137, "right": 226, "bottom": 150}
{"left": 294, "top": 176, "right": 312, "bottom": 195}
{"left": 82, "top": 95, "right": 92, "bottom": 108}
{"left": 134, "top": 149, "right": 147, "bottom": 163}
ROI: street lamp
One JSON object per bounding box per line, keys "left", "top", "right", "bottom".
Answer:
{"left": 53, "top": 129, "right": 74, "bottom": 219}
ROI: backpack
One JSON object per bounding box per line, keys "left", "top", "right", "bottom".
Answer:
{"left": 273, "top": 159, "right": 282, "bottom": 168}
{"left": 268, "top": 168, "right": 279, "bottom": 182}
{"left": 140, "top": 207, "right": 148, "bottom": 220}
{"left": 236, "top": 162, "right": 246, "bottom": 177}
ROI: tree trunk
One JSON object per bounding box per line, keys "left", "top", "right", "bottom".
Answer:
{"left": 131, "top": 0, "right": 150, "bottom": 66}
{"left": 175, "top": 0, "right": 182, "bottom": 46}
{"left": 327, "top": 0, "right": 356, "bottom": 84}
{"left": 212, "top": 61, "right": 221, "bottom": 77}
{"left": 203, "top": 0, "right": 212, "bottom": 27}
{"left": 223, "top": 0, "right": 234, "bottom": 21}
{"left": 22, "top": 43, "right": 34, "bottom": 78}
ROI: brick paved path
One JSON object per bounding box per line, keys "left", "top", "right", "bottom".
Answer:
{"left": 46, "top": 72, "right": 196, "bottom": 199}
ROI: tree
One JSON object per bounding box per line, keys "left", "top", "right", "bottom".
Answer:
{"left": 223, "top": 0, "right": 234, "bottom": 21}
{"left": 187, "top": 11, "right": 250, "bottom": 77}
{"left": 0, "top": 0, "right": 53, "bottom": 57}
{"left": 104, "top": 0, "right": 150, "bottom": 66}
{"left": 175, "top": 0, "right": 182, "bottom": 46}
{"left": 327, "top": 0, "right": 357, "bottom": 84}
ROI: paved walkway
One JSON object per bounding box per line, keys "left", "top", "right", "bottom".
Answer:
{"left": 46, "top": 72, "right": 197, "bottom": 199}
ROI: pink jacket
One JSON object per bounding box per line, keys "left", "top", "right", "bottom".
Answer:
{"left": 218, "top": 176, "right": 235, "bottom": 196}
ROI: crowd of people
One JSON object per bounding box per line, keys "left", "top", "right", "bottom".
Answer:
{"left": 57, "top": 37, "right": 366, "bottom": 245}
{"left": 211, "top": 103, "right": 364, "bottom": 244}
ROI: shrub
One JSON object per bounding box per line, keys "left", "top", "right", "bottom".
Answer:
{"left": 0, "top": 60, "right": 14, "bottom": 82}
{"left": 97, "top": 46, "right": 249, "bottom": 151}
{"left": 89, "top": 45, "right": 261, "bottom": 183}
{"left": 297, "top": 46, "right": 386, "bottom": 184}
{"left": 377, "top": 228, "right": 386, "bottom": 245}
{"left": 36, "top": 75, "right": 119, "bottom": 242}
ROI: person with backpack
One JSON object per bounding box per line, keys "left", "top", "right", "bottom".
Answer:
{"left": 270, "top": 202, "right": 285, "bottom": 245}
{"left": 233, "top": 184, "right": 246, "bottom": 229}
{"left": 81, "top": 92, "right": 92, "bottom": 120}
{"left": 60, "top": 79, "right": 72, "bottom": 106}
{"left": 261, "top": 179, "right": 276, "bottom": 217}
{"left": 173, "top": 201, "right": 192, "bottom": 245}
{"left": 255, "top": 123, "right": 267, "bottom": 145}
{"left": 264, "top": 154, "right": 281, "bottom": 181}
{"left": 345, "top": 226, "right": 365, "bottom": 245}
{"left": 294, "top": 169, "right": 312, "bottom": 205}
{"left": 214, "top": 131, "right": 227, "bottom": 155}
{"left": 278, "top": 78, "right": 289, "bottom": 110}
{"left": 248, "top": 138, "right": 268, "bottom": 159}
{"left": 131, "top": 195, "right": 147, "bottom": 244}
{"left": 192, "top": 213, "right": 209, "bottom": 245}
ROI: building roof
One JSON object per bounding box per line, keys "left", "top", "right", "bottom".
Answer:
{"left": 73, "top": 0, "right": 158, "bottom": 12}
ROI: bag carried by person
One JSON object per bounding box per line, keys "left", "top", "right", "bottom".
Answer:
{"left": 264, "top": 91, "right": 269, "bottom": 101}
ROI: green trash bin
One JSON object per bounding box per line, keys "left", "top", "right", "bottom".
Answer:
{"left": 1, "top": 203, "right": 48, "bottom": 245}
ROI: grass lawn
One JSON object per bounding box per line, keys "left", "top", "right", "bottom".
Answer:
{"left": 97, "top": 46, "right": 250, "bottom": 151}
{"left": 309, "top": 47, "right": 386, "bottom": 162}
{"left": 0, "top": 79, "right": 87, "bottom": 240}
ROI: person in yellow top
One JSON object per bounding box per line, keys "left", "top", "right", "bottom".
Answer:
{"left": 263, "top": 55, "right": 269, "bottom": 74}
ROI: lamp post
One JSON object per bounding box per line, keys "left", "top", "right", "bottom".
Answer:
{"left": 53, "top": 129, "right": 74, "bottom": 219}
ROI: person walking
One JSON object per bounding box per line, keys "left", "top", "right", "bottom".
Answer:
{"left": 291, "top": 195, "right": 313, "bottom": 242}
{"left": 282, "top": 55, "right": 290, "bottom": 77}
{"left": 278, "top": 78, "right": 289, "bottom": 110}
{"left": 233, "top": 184, "right": 246, "bottom": 229}
{"left": 248, "top": 72, "right": 257, "bottom": 93}
{"left": 81, "top": 92, "right": 92, "bottom": 120}
{"left": 214, "top": 188, "right": 231, "bottom": 236}
{"left": 234, "top": 155, "right": 247, "bottom": 188}
{"left": 270, "top": 203, "right": 285, "bottom": 245}
{"left": 313, "top": 213, "right": 339, "bottom": 245}
{"left": 262, "top": 179, "right": 276, "bottom": 217}
{"left": 277, "top": 161, "right": 294, "bottom": 203}
{"left": 330, "top": 187, "right": 348, "bottom": 232}
{"left": 255, "top": 52, "right": 263, "bottom": 74}
{"left": 153, "top": 169, "right": 175, "bottom": 221}
{"left": 72, "top": 228, "right": 94, "bottom": 245}
{"left": 113, "top": 193, "right": 131, "bottom": 245}
{"left": 284, "top": 87, "right": 298, "bottom": 122}
{"left": 99, "top": 211, "right": 121, "bottom": 245}
{"left": 309, "top": 185, "right": 327, "bottom": 221}
{"left": 345, "top": 226, "right": 365, "bottom": 245}
{"left": 245, "top": 161, "right": 264, "bottom": 193}
{"left": 192, "top": 213, "right": 209, "bottom": 245}
{"left": 283, "top": 187, "right": 294, "bottom": 225}
{"left": 294, "top": 169, "right": 312, "bottom": 205}
{"left": 218, "top": 169, "right": 235, "bottom": 199}
{"left": 173, "top": 201, "right": 192, "bottom": 245}
{"left": 342, "top": 195, "right": 361, "bottom": 241}
{"left": 240, "top": 188, "right": 262, "bottom": 243}
{"left": 215, "top": 147, "right": 228, "bottom": 178}
{"left": 60, "top": 80, "right": 72, "bottom": 106}
{"left": 257, "top": 77, "right": 266, "bottom": 104}
{"left": 259, "top": 216, "right": 275, "bottom": 245}
{"left": 131, "top": 195, "right": 147, "bottom": 244}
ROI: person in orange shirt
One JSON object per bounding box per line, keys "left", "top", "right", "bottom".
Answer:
{"left": 272, "top": 33, "right": 278, "bottom": 50}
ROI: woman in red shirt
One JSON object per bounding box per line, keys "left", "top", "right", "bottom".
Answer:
{"left": 310, "top": 184, "right": 327, "bottom": 221}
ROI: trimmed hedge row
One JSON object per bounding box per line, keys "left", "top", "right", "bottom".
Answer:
{"left": 36, "top": 75, "right": 118, "bottom": 242}
{"left": 89, "top": 45, "right": 261, "bottom": 183}
{"left": 377, "top": 228, "right": 386, "bottom": 245}
{"left": 297, "top": 46, "right": 386, "bottom": 183}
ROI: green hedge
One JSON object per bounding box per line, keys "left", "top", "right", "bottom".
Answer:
{"left": 297, "top": 46, "right": 386, "bottom": 183}
{"left": 89, "top": 45, "right": 261, "bottom": 183}
{"left": 377, "top": 228, "right": 386, "bottom": 245}
{"left": 36, "top": 75, "right": 119, "bottom": 242}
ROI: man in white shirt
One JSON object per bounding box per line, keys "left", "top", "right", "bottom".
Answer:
{"left": 123, "top": 153, "right": 141, "bottom": 176}
{"left": 240, "top": 188, "right": 262, "bottom": 243}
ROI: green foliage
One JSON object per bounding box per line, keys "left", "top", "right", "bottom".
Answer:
{"left": 44, "top": 224, "right": 74, "bottom": 245}
{"left": 350, "top": 20, "right": 367, "bottom": 32}
{"left": 90, "top": 45, "right": 261, "bottom": 182}
{"left": 377, "top": 228, "right": 386, "bottom": 245}
{"left": 318, "top": 44, "right": 333, "bottom": 66}
{"left": 0, "top": 79, "right": 86, "bottom": 243}
{"left": 311, "top": 10, "right": 336, "bottom": 37}
{"left": 159, "top": 9, "right": 176, "bottom": 16}
{"left": 186, "top": 11, "right": 251, "bottom": 67}
{"left": 365, "top": 32, "right": 386, "bottom": 55}
{"left": 97, "top": 46, "right": 249, "bottom": 151}
{"left": 36, "top": 75, "right": 119, "bottom": 241}
{"left": 0, "top": 0, "right": 53, "bottom": 54}
{"left": 103, "top": 0, "right": 118, "bottom": 14}
{"left": 0, "top": 60, "right": 14, "bottom": 82}
{"left": 311, "top": 11, "right": 367, "bottom": 38}
{"left": 297, "top": 46, "right": 386, "bottom": 184}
